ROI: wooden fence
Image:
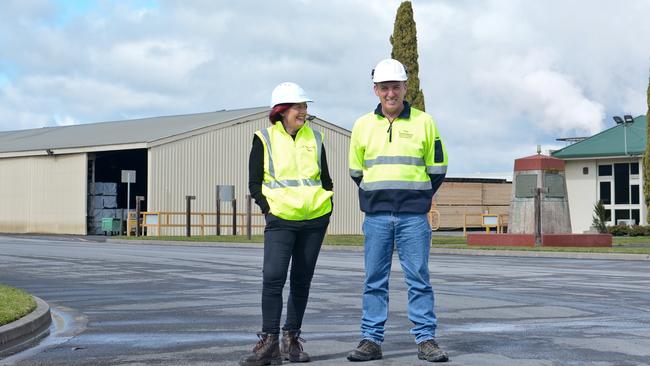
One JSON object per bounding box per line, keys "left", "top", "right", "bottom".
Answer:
{"left": 131, "top": 211, "right": 264, "bottom": 237}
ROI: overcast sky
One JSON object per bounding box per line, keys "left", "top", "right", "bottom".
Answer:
{"left": 1, "top": 0, "right": 649, "bottom": 176}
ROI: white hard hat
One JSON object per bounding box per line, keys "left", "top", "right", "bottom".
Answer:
{"left": 270, "top": 82, "right": 313, "bottom": 107}
{"left": 371, "top": 58, "right": 408, "bottom": 83}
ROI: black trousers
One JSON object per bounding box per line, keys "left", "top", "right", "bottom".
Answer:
{"left": 261, "top": 213, "right": 330, "bottom": 334}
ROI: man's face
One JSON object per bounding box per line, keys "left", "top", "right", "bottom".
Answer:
{"left": 374, "top": 81, "right": 407, "bottom": 115}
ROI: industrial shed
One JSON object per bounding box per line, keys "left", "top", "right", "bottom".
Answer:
{"left": 0, "top": 107, "right": 361, "bottom": 235}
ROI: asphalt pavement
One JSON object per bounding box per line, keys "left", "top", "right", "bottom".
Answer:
{"left": 1, "top": 235, "right": 649, "bottom": 365}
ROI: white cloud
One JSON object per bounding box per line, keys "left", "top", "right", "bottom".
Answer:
{"left": 521, "top": 69, "right": 604, "bottom": 135}
{"left": 90, "top": 40, "right": 212, "bottom": 91}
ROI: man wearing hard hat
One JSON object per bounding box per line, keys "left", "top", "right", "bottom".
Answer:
{"left": 347, "top": 59, "right": 449, "bottom": 363}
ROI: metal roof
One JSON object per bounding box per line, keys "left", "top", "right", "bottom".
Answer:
{"left": 551, "top": 115, "right": 647, "bottom": 159}
{"left": 0, "top": 107, "right": 269, "bottom": 155}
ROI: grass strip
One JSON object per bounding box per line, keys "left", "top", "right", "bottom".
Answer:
{"left": 0, "top": 285, "right": 37, "bottom": 326}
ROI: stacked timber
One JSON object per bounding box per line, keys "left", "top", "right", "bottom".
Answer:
{"left": 432, "top": 180, "right": 512, "bottom": 229}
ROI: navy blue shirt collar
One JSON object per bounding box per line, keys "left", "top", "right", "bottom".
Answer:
{"left": 374, "top": 101, "right": 411, "bottom": 119}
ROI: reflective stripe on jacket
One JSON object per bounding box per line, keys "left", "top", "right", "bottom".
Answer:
{"left": 255, "top": 122, "right": 333, "bottom": 220}
{"left": 349, "top": 104, "right": 448, "bottom": 213}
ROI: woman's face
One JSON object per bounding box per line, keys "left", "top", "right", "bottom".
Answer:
{"left": 281, "top": 102, "right": 308, "bottom": 134}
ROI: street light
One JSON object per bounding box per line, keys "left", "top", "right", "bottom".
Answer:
{"left": 613, "top": 115, "right": 634, "bottom": 155}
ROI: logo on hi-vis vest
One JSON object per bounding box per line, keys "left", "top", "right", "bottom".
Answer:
{"left": 301, "top": 144, "right": 315, "bottom": 152}
{"left": 399, "top": 130, "right": 413, "bottom": 139}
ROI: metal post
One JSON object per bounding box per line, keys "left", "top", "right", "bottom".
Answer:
{"left": 135, "top": 196, "right": 145, "bottom": 237}
{"left": 246, "top": 195, "right": 252, "bottom": 240}
{"left": 121, "top": 170, "right": 136, "bottom": 237}
{"left": 623, "top": 122, "right": 627, "bottom": 156}
{"left": 216, "top": 186, "right": 221, "bottom": 236}
{"left": 127, "top": 181, "right": 131, "bottom": 236}
{"left": 135, "top": 197, "right": 141, "bottom": 237}
{"left": 186, "top": 195, "right": 195, "bottom": 237}
{"left": 534, "top": 188, "right": 542, "bottom": 246}
{"left": 232, "top": 199, "right": 237, "bottom": 235}
{"left": 216, "top": 199, "right": 221, "bottom": 236}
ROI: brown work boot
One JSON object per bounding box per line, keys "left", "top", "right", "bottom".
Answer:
{"left": 346, "top": 339, "right": 382, "bottom": 362}
{"left": 281, "top": 330, "right": 310, "bottom": 362}
{"left": 417, "top": 339, "right": 449, "bottom": 362}
{"left": 239, "top": 332, "right": 282, "bottom": 366}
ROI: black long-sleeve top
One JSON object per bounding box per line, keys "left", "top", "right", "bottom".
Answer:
{"left": 248, "top": 134, "right": 333, "bottom": 214}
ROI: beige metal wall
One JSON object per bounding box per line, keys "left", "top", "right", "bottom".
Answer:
{"left": 0, "top": 153, "right": 87, "bottom": 234}
{"left": 148, "top": 113, "right": 362, "bottom": 235}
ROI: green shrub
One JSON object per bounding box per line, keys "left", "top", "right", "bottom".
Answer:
{"left": 608, "top": 225, "right": 629, "bottom": 236}
{"left": 608, "top": 224, "right": 650, "bottom": 236}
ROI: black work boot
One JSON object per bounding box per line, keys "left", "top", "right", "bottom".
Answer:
{"left": 417, "top": 339, "right": 449, "bottom": 362}
{"left": 346, "top": 339, "right": 382, "bottom": 362}
{"left": 281, "top": 330, "right": 310, "bottom": 362}
{"left": 239, "top": 333, "right": 282, "bottom": 366}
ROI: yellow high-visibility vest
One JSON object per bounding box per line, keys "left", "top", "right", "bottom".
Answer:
{"left": 349, "top": 105, "right": 448, "bottom": 213}
{"left": 255, "top": 122, "right": 333, "bottom": 220}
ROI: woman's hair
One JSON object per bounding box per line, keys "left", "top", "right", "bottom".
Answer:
{"left": 269, "top": 103, "right": 293, "bottom": 124}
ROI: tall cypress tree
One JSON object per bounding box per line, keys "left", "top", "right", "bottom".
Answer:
{"left": 643, "top": 75, "right": 650, "bottom": 223}
{"left": 390, "top": 1, "right": 425, "bottom": 111}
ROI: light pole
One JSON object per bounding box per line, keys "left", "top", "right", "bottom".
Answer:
{"left": 613, "top": 115, "right": 634, "bottom": 155}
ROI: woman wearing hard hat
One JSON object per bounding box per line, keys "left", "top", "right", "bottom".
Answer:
{"left": 240, "top": 82, "right": 333, "bottom": 366}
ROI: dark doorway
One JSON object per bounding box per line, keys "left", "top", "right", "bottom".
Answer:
{"left": 87, "top": 149, "right": 148, "bottom": 234}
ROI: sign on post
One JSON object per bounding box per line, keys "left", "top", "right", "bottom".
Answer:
{"left": 481, "top": 214, "right": 499, "bottom": 233}
{"left": 217, "top": 185, "right": 235, "bottom": 201}
{"left": 216, "top": 185, "right": 236, "bottom": 236}
{"left": 121, "top": 170, "right": 136, "bottom": 184}
{"left": 121, "top": 170, "right": 136, "bottom": 236}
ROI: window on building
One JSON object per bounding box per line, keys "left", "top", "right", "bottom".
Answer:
{"left": 630, "top": 162, "right": 639, "bottom": 175}
{"left": 599, "top": 182, "right": 611, "bottom": 204}
{"left": 631, "top": 210, "right": 640, "bottom": 226}
{"left": 615, "top": 209, "right": 630, "bottom": 225}
{"left": 604, "top": 209, "right": 611, "bottom": 222}
{"left": 582, "top": 167, "right": 589, "bottom": 175}
{"left": 614, "top": 163, "right": 630, "bottom": 204}
{"left": 631, "top": 185, "right": 640, "bottom": 205}
{"left": 598, "top": 165, "right": 612, "bottom": 176}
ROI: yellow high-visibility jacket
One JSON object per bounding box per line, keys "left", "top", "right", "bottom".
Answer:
{"left": 255, "top": 122, "right": 333, "bottom": 220}
{"left": 349, "top": 102, "right": 447, "bottom": 213}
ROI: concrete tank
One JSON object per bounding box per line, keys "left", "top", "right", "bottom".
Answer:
{"left": 508, "top": 153, "right": 572, "bottom": 235}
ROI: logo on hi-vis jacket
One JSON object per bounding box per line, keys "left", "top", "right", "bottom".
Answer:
{"left": 399, "top": 130, "right": 413, "bottom": 139}
{"left": 301, "top": 144, "right": 315, "bottom": 152}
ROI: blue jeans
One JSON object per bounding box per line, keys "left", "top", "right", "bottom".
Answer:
{"left": 361, "top": 212, "right": 437, "bottom": 344}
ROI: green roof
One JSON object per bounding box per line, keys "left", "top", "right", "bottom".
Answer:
{"left": 552, "top": 115, "right": 647, "bottom": 159}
